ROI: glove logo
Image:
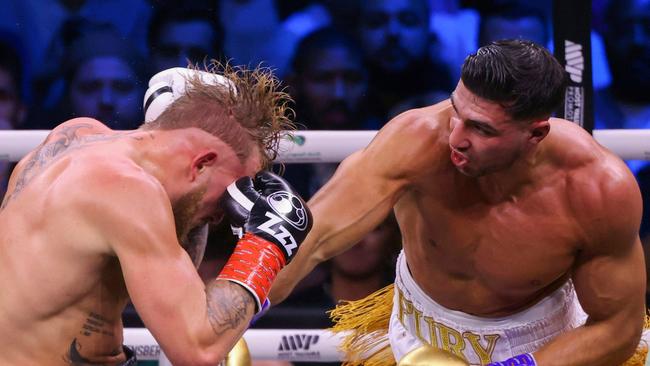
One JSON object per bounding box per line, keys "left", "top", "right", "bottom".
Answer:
{"left": 266, "top": 191, "right": 309, "bottom": 231}
{"left": 257, "top": 212, "right": 298, "bottom": 257}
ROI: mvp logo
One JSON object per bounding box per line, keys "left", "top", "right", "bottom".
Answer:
{"left": 565, "top": 40, "right": 584, "bottom": 83}
{"left": 278, "top": 334, "right": 320, "bottom": 351}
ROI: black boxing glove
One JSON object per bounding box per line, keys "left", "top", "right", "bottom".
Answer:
{"left": 217, "top": 171, "right": 312, "bottom": 311}
{"left": 220, "top": 170, "right": 312, "bottom": 261}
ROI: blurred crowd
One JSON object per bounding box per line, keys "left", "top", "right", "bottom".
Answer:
{"left": 1, "top": 0, "right": 650, "bottom": 363}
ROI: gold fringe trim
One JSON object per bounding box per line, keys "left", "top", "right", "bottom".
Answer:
{"left": 328, "top": 284, "right": 396, "bottom": 366}
{"left": 621, "top": 312, "right": 650, "bottom": 366}
{"left": 330, "top": 288, "right": 650, "bottom": 366}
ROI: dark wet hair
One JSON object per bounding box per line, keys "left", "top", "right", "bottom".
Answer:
{"left": 461, "top": 39, "right": 566, "bottom": 121}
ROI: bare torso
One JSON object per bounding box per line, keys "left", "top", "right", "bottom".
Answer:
{"left": 0, "top": 120, "right": 142, "bottom": 365}
{"left": 393, "top": 101, "right": 617, "bottom": 317}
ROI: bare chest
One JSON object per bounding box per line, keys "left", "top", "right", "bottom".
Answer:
{"left": 398, "top": 184, "right": 580, "bottom": 303}
{"left": 1, "top": 212, "right": 129, "bottom": 319}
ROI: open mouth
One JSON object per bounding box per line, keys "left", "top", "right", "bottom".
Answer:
{"left": 450, "top": 149, "right": 469, "bottom": 168}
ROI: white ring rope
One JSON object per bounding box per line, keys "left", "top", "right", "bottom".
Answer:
{"left": 1, "top": 129, "right": 648, "bottom": 163}
{"left": 4, "top": 127, "right": 648, "bottom": 363}
{"left": 5, "top": 50, "right": 647, "bottom": 360}
{"left": 124, "top": 328, "right": 347, "bottom": 363}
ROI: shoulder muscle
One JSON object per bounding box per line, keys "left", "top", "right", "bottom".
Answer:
{"left": 60, "top": 160, "right": 176, "bottom": 256}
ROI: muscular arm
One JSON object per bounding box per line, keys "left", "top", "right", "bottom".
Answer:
{"left": 533, "top": 165, "right": 646, "bottom": 366}
{"left": 270, "top": 112, "right": 443, "bottom": 304}
{"left": 90, "top": 170, "right": 253, "bottom": 365}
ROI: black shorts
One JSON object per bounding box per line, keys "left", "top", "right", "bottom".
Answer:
{"left": 68, "top": 339, "right": 138, "bottom": 365}
{"left": 120, "top": 345, "right": 137, "bottom": 366}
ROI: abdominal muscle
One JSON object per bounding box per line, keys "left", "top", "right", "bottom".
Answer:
{"left": 395, "top": 190, "right": 578, "bottom": 318}
{"left": 0, "top": 203, "right": 129, "bottom": 365}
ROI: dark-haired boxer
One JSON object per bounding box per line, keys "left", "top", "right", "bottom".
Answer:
{"left": 271, "top": 40, "right": 647, "bottom": 365}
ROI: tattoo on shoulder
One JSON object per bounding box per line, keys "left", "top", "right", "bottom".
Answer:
{"left": 206, "top": 280, "right": 254, "bottom": 336}
{"left": 0, "top": 123, "right": 144, "bottom": 210}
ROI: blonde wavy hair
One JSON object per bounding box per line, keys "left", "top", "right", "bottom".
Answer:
{"left": 143, "top": 61, "right": 295, "bottom": 168}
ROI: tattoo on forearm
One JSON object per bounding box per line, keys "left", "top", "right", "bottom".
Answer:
{"left": 206, "top": 280, "right": 254, "bottom": 336}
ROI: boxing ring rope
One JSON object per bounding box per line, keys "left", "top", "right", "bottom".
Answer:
{"left": 3, "top": 128, "right": 650, "bottom": 364}
{"left": 125, "top": 328, "right": 345, "bottom": 363}
{"left": 1, "top": 129, "right": 650, "bottom": 163}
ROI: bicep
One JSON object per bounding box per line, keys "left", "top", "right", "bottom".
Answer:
{"left": 97, "top": 180, "right": 216, "bottom": 354}
{"left": 309, "top": 117, "right": 434, "bottom": 252}
{"left": 270, "top": 150, "right": 403, "bottom": 303}
{"left": 273, "top": 116, "right": 436, "bottom": 302}
{"left": 114, "top": 216, "right": 253, "bottom": 363}
{"left": 572, "top": 236, "right": 646, "bottom": 323}
{"left": 116, "top": 224, "right": 207, "bottom": 338}
{"left": 308, "top": 145, "right": 408, "bottom": 259}
{"left": 572, "top": 176, "right": 646, "bottom": 325}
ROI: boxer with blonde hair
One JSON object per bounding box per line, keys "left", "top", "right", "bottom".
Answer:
{"left": 0, "top": 63, "right": 312, "bottom": 365}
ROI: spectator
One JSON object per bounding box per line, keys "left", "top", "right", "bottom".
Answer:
{"left": 257, "top": 1, "right": 332, "bottom": 78}
{"left": 429, "top": 0, "right": 480, "bottom": 83}
{"left": 0, "top": 37, "right": 27, "bottom": 201}
{"left": 67, "top": 28, "right": 144, "bottom": 129}
{"left": 288, "top": 27, "right": 373, "bottom": 131}
{"left": 264, "top": 28, "right": 379, "bottom": 307}
{"left": 283, "top": 28, "right": 375, "bottom": 199}
{"left": 219, "top": 0, "right": 281, "bottom": 67}
{"left": 0, "top": 0, "right": 151, "bottom": 78}
{"left": 55, "top": 27, "right": 145, "bottom": 130}
{"left": 596, "top": 0, "right": 650, "bottom": 174}
{"left": 477, "top": 4, "right": 548, "bottom": 47}
{"left": 357, "top": 0, "right": 453, "bottom": 121}
{"left": 0, "top": 38, "right": 26, "bottom": 129}
{"left": 148, "top": 2, "right": 224, "bottom": 76}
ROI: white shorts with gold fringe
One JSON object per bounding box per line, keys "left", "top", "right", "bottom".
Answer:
{"left": 329, "top": 252, "right": 649, "bottom": 366}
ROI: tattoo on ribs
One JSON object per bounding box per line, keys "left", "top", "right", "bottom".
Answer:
{"left": 63, "top": 338, "right": 122, "bottom": 365}
{"left": 63, "top": 338, "right": 93, "bottom": 365}
{"left": 78, "top": 312, "right": 114, "bottom": 337}
{"left": 206, "top": 280, "right": 254, "bottom": 336}
{"left": 0, "top": 123, "right": 144, "bottom": 210}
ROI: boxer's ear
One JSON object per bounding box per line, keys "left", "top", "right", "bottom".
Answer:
{"left": 191, "top": 151, "right": 218, "bottom": 180}
{"left": 528, "top": 120, "right": 550, "bottom": 144}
